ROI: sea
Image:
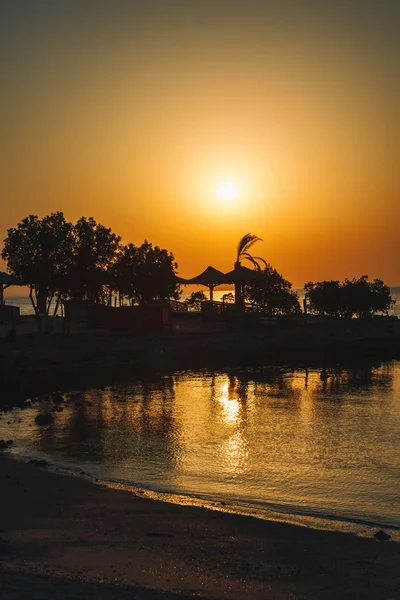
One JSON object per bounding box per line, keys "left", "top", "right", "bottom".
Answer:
{"left": 2, "top": 363, "right": 400, "bottom": 538}
{"left": 4, "top": 287, "right": 400, "bottom": 318}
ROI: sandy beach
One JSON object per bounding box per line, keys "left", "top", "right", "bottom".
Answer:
{"left": 0, "top": 454, "right": 399, "bottom": 599}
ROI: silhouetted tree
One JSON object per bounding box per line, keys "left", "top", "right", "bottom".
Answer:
{"left": 184, "top": 290, "right": 207, "bottom": 311}
{"left": 113, "top": 241, "right": 180, "bottom": 304}
{"left": 304, "top": 280, "right": 342, "bottom": 317}
{"left": 67, "top": 217, "right": 121, "bottom": 304}
{"left": 1, "top": 212, "right": 74, "bottom": 330}
{"left": 341, "top": 276, "right": 394, "bottom": 319}
{"left": 245, "top": 263, "right": 301, "bottom": 315}
{"left": 234, "top": 233, "right": 263, "bottom": 308}
{"left": 236, "top": 232, "right": 264, "bottom": 268}
{"left": 221, "top": 292, "right": 235, "bottom": 304}
{"left": 305, "top": 276, "right": 394, "bottom": 319}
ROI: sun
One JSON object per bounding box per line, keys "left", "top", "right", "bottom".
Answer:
{"left": 217, "top": 181, "right": 239, "bottom": 203}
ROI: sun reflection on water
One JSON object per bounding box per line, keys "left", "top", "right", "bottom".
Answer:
{"left": 215, "top": 378, "right": 249, "bottom": 473}
{"left": 217, "top": 381, "right": 241, "bottom": 424}
{"left": 221, "top": 430, "right": 249, "bottom": 474}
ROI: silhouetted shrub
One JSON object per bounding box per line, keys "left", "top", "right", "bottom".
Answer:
{"left": 184, "top": 290, "right": 207, "bottom": 311}
{"left": 305, "top": 276, "right": 395, "bottom": 319}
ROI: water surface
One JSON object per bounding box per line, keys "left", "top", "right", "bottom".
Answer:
{"left": 2, "top": 362, "right": 399, "bottom": 535}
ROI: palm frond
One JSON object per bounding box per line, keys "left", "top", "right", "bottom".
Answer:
{"left": 252, "top": 256, "right": 268, "bottom": 271}
{"left": 242, "top": 254, "right": 267, "bottom": 271}
{"left": 236, "top": 233, "right": 263, "bottom": 262}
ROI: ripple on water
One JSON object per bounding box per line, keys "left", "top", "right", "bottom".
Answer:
{"left": 2, "top": 362, "right": 400, "bottom": 537}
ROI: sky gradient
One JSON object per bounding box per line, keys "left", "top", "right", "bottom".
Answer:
{"left": 1, "top": 0, "right": 399, "bottom": 287}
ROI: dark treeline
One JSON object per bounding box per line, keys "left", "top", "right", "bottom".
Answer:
{"left": 1, "top": 214, "right": 395, "bottom": 332}
{"left": 1, "top": 213, "right": 180, "bottom": 330}
{"left": 305, "top": 277, "right": 395, "bottom": 319}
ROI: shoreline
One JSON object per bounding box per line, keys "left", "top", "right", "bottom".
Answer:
{"left": 1, "top": 453, "right": 399, "bottom": 599}
{"left": 7, "top": 448, "right": 400, "bottom": 542}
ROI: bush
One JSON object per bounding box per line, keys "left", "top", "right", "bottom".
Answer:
{"left": 184, "top": 291, "right": 207, "bottom": 311}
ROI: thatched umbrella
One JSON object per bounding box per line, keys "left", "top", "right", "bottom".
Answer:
{"left": 177, "top": 266, "right": 225, "bottom": 302}
{"left": 223, "top": 263, "right": 265, "bottom": 309}
{"left": 223, "top": 264, "right": 265, "bottom": 283}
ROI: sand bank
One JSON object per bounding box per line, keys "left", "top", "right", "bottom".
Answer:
{"left": 0, "top": 454, "right": 399, "bottom": 599}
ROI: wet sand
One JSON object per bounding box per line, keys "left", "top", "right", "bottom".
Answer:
{"left": 0, "top": 454, "right": 399, "bottom": 599}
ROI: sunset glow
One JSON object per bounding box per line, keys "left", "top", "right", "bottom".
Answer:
{"left": 217, "top": 182, "right": 239, "bottom": 203}
{"left": 0, "top": 1, "right": 399, "bottom": 286}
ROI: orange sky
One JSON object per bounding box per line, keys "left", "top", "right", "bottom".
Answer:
{"left": 1, "top": 1, "right": 399, "bottom": 287}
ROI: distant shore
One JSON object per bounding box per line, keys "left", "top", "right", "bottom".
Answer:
{"left": 0, "top": 317, "right": 400, "bottom": 404}
{"left": 1, "top": 453, "right": 399, "bottom": 600}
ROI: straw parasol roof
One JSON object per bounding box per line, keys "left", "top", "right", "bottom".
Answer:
{"left": 185, "top": 266, "right": 226, "bottom": 286}
{"left": 176, "top": 266, "right": 226, "bottom": 301}
{"left": 222, "top": 264, "right": 265, "bottom": 283}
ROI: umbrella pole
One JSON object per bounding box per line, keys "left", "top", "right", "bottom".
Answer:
{"left": 210, "top": 285, "right": 214, "bottom": 303}
{"left": 234, "top": 282, "right": 243, "bottom": 310}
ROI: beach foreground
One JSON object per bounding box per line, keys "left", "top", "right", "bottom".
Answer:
{"left": 0, "top": 455, "right": 399, "bottom": 599}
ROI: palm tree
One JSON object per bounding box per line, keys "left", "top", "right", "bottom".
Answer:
{"left": 235, "top": 233, "right": 263, "bottom": 267}
{"left": 234, "top": 233, "right": 263, "bottom": 308}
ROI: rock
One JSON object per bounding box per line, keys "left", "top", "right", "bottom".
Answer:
{"left": 52, "top": 392, "right": 64, "bottom": 404}
{"left": 374, "top": 529, "right": 391, "bottom": 541}
{"left": 28, "top": 459, "right": 49, "bottom": 468}
{"left": 0, "top": 439, "right": 13, "bottom": 451}
{"left": 34, "top": 413, "right": 54, "bottom": 426}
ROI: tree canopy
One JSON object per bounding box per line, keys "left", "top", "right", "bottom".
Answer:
{"left": 113, "top": 241, "right": 181, "bottom": 304}
{"left": 68, "top": 217, "right": 121, "bottom": 303}
{"left": 1, "top": 213, "right": 74, "bottom": 324}
{"left": 305, "top": 276, "right": 395, "bottom": 318}
{"left": 245, "top": 263, "right": 301, "bottom": 316}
